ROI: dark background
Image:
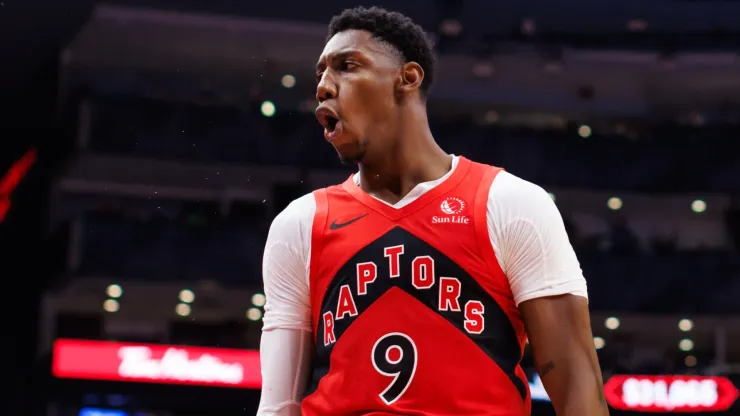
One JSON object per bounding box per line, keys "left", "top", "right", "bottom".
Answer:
{"left": 3, "top": 0, "right": 740, "bottom": 415}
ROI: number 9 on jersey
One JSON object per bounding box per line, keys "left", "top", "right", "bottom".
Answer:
{"left": 371, "top": 332, "right": 418, "bottom": 405}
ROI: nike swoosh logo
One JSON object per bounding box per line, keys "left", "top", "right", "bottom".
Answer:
{"left": 329, "top": 213, "right": 368, "bottom": 230}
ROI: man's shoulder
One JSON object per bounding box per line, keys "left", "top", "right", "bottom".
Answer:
{"left": 487, "top": 169, "right": 551, "bottom": 206}
{"left": 482, "top": 170, "right": 557, "bottom": 229}
{"left": 269, "top": 192, "right": 317, "bottom": 233}
{"left": 463, "top": 157, "right": 546, "bottom": 202}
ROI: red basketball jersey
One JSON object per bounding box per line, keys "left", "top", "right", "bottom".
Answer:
{"left": 302, "top": 157, "right": 531, "bottom": 415}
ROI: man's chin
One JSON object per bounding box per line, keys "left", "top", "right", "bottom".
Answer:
{"left": 338, "top": 151, "right": 362, "bottom": 166}
{"left": 333, "top": 141, "right": 364, "bottom": 165}
{"left": 336, "top": 148, "right": 365, "bottom": 166}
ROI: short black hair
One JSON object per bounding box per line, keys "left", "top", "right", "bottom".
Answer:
{"left": 327, "top": 6, "right": 436, "bottom": 96}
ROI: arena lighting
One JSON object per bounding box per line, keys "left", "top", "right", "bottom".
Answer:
{"left": 685, "top": 355, "right": 697, "bottom": 368}
{"left": 0, "top": 147, "right": 37, "bottom": 222}
{"left": 578, "top": 125, "right": 592, "bottom": 138}
{"left": 281, "top": 74, "right": 296, "bottom": 88}
{"left": 178, "top": 289, "right": 195, "bottom": 303}
{"left": 691, "top": 199, "right": 707, "bottom": 213}
{"left": 251, "top": 293, "right": 266, "bottom": 307}
{"left": 106, "top": 284, "right": 122, "bottom": 299}
{"left": 605, "top": 316, "right": 620, "bottom": 330}
{"left": 261, "top": 101, "right": 276, "bottom": 117}
{"left": 79, "top": 409, "right": 128, "bottom": 416}
{"left": 593, "top": 336, "right": 605, "bottom": 349}
{"left": 52, "top": 339, "right": 262, "bottom": 389}
{"left": 102, "top": 299, "right": 119, "bottom": 313}
{"left": 607, "top": 197, "right": 623, "bottom": 211}
{"left": 603, "top": 375, "right": 739, "bottom": 412}
{"left": 679, "top": 318, "right": 694, "bottom": 332}
{"left": 175, "top": 303, "right": 191, "bottom": 317}
{"left": 246, "top": 307, "right": 262, "bottom": 321}
{"left": 679, "top": 338, "right": 694, "bottom": 352}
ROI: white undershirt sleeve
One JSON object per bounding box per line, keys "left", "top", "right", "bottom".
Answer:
{"left": 258, "top": 193, "right": 316, "bottom": 415}
{"left": 258, "top": 329, "right": 312, "bottom": 415}
{"left": 487, "top": 171, "right": 588, "bottom": 306}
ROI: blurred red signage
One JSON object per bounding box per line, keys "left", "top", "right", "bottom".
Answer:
{"left": 604, "top": 374, "right": 738, "bottom": 412}
{"left": 52, "top": 338, "right": 261, "bottom": 389}
{"left": 0, "top": 147, "right": 36, "bottom": 222}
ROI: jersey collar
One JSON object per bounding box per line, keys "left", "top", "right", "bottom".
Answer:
{"left": 341, "top": 156, "right": 472, "bottom": 221}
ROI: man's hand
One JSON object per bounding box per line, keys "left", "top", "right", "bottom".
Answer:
{"left": 519, "top": 294, "right": 609, "bottom": 415}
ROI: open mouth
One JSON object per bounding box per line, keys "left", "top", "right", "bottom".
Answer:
{"left": 325, "top": 115, "right": 339, "bottom": 133}
{"left": 315, "top": 107, "right": 343, "bottom": 141}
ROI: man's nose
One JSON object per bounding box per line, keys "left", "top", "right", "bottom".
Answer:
{"left": 316, "top": 73, "right": 337, "bottom": 103}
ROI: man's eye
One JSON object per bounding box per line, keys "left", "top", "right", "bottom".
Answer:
{"left": 340, "top": 61, "right": 357, "bottom": 71}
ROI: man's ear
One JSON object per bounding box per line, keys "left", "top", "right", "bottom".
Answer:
{"left": 397, "top": 61, "right": 424, "bottom": 96}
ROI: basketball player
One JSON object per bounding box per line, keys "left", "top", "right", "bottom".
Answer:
{"left": 258, "top": 6, "right": 608, "bottom": 415}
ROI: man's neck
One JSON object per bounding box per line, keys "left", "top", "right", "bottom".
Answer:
{"left": 357, "top": 109, "right": 452, "bottom": 204}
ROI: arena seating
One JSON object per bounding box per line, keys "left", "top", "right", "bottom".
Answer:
{"left": 88, "top": 95, "right": 740, "bottom": 192}
{"left": 70, "top": 201, "right": 740, "bottom": 314}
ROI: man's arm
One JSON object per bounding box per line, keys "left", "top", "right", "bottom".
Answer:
{"left": 487, "top": 171, "right": 607, "bottom": 415}
{"left": 258, "top": 329, "right": 312, "bottom": 415}
{"left": 257, "top": 194, "right": 316, "bottom": 415}
{"left": 520, "top": 295, "right": 608, "bottom": 415}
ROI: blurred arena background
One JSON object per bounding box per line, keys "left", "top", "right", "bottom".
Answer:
{"left": 2, "top": 0, "right": 740, "bottom": 415}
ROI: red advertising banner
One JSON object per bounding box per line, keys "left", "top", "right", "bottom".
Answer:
{"left": 604, "top": 374, "right": 739, "bottom": 413}
{"left": 52, "top": 339, "right": 261, "bottom": 389}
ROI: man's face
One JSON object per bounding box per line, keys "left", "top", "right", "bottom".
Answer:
{"left": 315, "top": 30, "right": 402, "bottom": 164}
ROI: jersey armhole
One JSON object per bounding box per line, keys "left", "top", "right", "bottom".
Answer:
{"left": 309, "top": 188, "right": 329, "bottom": 336}
{"left": 472, "top": 166, "right": 509, "bottom": 287}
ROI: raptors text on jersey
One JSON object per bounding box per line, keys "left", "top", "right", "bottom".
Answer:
{"left": 321, "top": 239, "right": 485, "bottom": 348}
{"left": 302, "top": 157, "right": 531, "bottom": 415}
